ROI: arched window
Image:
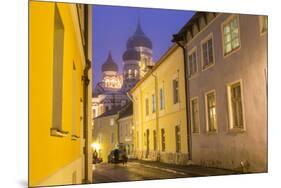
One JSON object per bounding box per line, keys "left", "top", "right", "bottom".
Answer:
{"left": 134, "top": 69, "right": 138, "bottom": 77}
{"left": 128, "top": 69, "right": 132, "bottom": 78}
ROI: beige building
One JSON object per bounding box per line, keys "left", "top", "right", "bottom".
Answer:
{"left": 130, "top": 44, "right": 189, "bottom": 164}
{"left": 173, "top": 12, "right": 267, "bottom": 172}
{"left": 93, "top": 108, "right": 120, "bottom": 162}
{"left": 117, "top": 102, "right": 134, "bottom": 158}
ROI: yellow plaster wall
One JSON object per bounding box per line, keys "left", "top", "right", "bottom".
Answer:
{"left": 29, "top": 1, "right": 84, "bottom": 186}
{"left": 132, "top": 46, "right": 188, "bottom": 156}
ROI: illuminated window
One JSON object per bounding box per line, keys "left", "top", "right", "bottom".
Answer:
{"left": 134, "top": 69, "right": 138, "bottom": 77}
{"left": 201, "top": 35, "right": 214, "bottom": 69}
{"left": 128, "top": 69, "right": 132, "bottom": 78}
{"left": 191, "top": 97, "right": 200, "bottom": 133}
{"left": 110, "top": 118, "right": 114, "bottom": 126}
{"left": 188, "top": 49, "right": 197, "bottom": 76}
{"left": 205, "top": 91, "right": 217, "bottom": 132}
{"left": 227, "top": 81, "right": 244, "bottom": 129}
{"left": 223, "top": 16, "right": 240, "bottom": 55}
{"left": 52, "top": 4, "right": 65, "bottom": 133}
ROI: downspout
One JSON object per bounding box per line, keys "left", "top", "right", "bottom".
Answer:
{"left": 173, "top": 34, "right": 192, "bottom": 162}
{"left": 151, "top": 72, "right": 160, "bottom": 161}
{"left": 82, "top": 5, "right": 91, "bottom": 183}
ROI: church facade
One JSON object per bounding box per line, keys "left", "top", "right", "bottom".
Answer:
{"left": 92, "top": 20, "right": 153, "bottom": 118}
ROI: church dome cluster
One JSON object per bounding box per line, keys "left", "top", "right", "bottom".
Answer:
{"left": 102, "top": 52, "right": 118, "bottom": 72}
{"left": 123, "top": 20, "right": 152, "bottom": 62}
{"left": 126, "top": 22, "right": 153, "bottom": 49}
{"left": 122, "top": 48, "right": 141, "bottom": 61}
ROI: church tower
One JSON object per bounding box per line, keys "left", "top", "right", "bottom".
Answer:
{"left": 122, "top": 19, "right": 153, "bottom": 91}
{"left": 101, "top": 51, "right": 123, "bottom": 91}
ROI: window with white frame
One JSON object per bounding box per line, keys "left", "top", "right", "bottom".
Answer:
{"left": 52, "top": 4, "right": 65, "bottom": 132}
{"left": 202, "top": 36, "right": 214, "bottom": 69}
{"left": 205, "top": 91, "right": 217, "bottom": 132}
{"left": 191, "top": 98, "right": 200, "bottom": 133}
{"left": 227, "top": 81, "right": 244, "bottom": 129}
{"left": 259, "top": 16, "right": 268, "bottom": 34}
{"left": 145, "top": 98, "right": 149, "bottom": 116}
{"left": 188, "top": 49, "right": 197, "bottom": 76}
{"left": 172, "top": 78, "right": 179, "bottom": 104}
{"left": 152, "top": 94, "right": 156, "bottom": 113}
{"left": 223, "top": 16, "right": 240, "bottom": 55}
{"left": 159, "top": 87, "right": 165, "bottom": 110}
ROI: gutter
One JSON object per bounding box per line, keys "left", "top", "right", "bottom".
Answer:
{"left": 82, "top": 5, "right": 91, "bottom": 183}
{"left": 151, "top": 72, "right": 160, "bottom": 161}
{"left": 172, "top": 34, "right": 192, "bottom": 162}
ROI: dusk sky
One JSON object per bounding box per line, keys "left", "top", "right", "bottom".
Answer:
{"left": 91, "top": 5, "right": 194, "bottom": 88}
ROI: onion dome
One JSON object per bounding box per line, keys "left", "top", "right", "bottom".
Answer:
{"left": 122, "top": 49, "right": 141, "bottom": 61}
{"left": 102, "top": 51, "right": 118, "bottom": 72}
{"left": 126, "top": 19, "right": 152, "bottom": 49}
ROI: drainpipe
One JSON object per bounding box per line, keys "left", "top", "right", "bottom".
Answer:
{"left": 151, "top": 72, "right": 160, "bottom": 161}
{"left": 172, "top": 34, "right": 192, "bottom": 162}
{"left": 82, "top": 5, "right": 91, "bottom": 183}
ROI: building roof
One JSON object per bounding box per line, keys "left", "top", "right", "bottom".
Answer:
{"left": 118, "top": 102, "right": 133, "bottom": 120}
{"left": 94, "top": 106, "right": 123, "bottom": 119}
{"left": 126, "top": 19, "right": 152, "bottom": 49}
{"left": 101, "top": 51, "right": 119, "bottom": 72}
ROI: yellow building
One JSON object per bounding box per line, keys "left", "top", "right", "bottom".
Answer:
{"left": 130, "top": 44, "right": 189, "bottom": 164}
{"left": 29, "top": 1, "right": 92, "bottom": 186}
{"left": 93, "top": 108, "right": 120, "bottom": 162}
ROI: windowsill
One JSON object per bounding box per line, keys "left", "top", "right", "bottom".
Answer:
{"left": 159, "top": 109, "right": 166, "bottom": 117}
{"left": 223, "top": 45, "right": 241, "bottom": 59}
{"left": 206, "top": 130, "right": 218, "bottom": 135}
{"left": 71, "top": 134, "right": 80, "bottom": 141}
{"left": 260, "top": 30, "right": 267, "bottom": 36}
{"left": 192, "top": 132, "right": 200, "bottom": 135}
{"left": 50, "top": 128, "right": 69, "bottom": 137}
{"left": 228, "top": 128, "right": 246, "bottom": 134}
{"left": 188, "top": 73, "right": 198, "bottom": 80}
{"left": 202, "top": 63, "right": 215, "bottom": 72}
{"left": 172, "top": 103, "right": 180, "bottom": 112}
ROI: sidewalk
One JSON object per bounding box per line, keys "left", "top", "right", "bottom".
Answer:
{"left": 130, "top": 159, "right": 238, "bottom": 177}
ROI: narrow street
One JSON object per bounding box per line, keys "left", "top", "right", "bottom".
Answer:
{"left": 93, "top": 161, "right": 195, "bottom": 183}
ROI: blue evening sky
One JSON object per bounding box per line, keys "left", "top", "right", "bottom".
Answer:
{"left": 91, "top": 5, "right": 194, "bottom": 88}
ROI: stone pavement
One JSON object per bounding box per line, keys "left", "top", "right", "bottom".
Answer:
{"left": 130, "top": 159, "right": 238, "bottom": 177}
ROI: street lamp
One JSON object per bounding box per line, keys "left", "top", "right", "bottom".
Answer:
{"left": 91, "top": 142, "right": 101, "bottom": 151}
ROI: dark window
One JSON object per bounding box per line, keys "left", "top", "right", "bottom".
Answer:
{"left": 175, "top": 126, "right": 181, "bottom": 153}
{"left": 161, "top": 129, "right": 166, "bottom": 152}
{"left": 52, "top": 4, "right": 64, "bottom": 131}
{"left": 173, "top": 79, "right": 179, "bottom": 104}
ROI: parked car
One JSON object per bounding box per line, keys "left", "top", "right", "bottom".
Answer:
{"left": 108, "top": 148, "right": 128, "bottom": 164}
